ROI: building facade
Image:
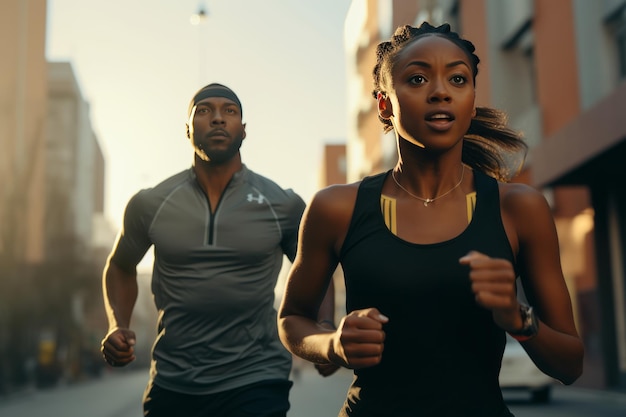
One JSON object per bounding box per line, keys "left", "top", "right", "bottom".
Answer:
{"left": 319, "top": 143, "right": 348, "bottom": 187}
{"left": 45, "top": 61, "right": 110, "bottom": 383}
{"left": 0, "top": 0, "right": 111, "bottom": 392}
{"left": 46, "top": 61, "right": 105, "bottom": 258}
{"left": 344, "top": 0, "right": 626, "bottom": 390}
{"left": 0, "top": 0, "right": 48, "bottom": 264}
{"left": 0, "top": 0, "right": 49, "bottom": 394}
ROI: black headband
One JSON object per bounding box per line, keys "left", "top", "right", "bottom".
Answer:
{"left": 188, "top": 83, "right": 242, "bottom": 117}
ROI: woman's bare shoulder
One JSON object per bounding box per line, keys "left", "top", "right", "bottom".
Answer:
{"left": 304, "top": 182, "right": 362, "bottom": 232}
{"left": 498, "top": 181, "right": 556, "bottom": 245}
{"left": 311, "top": 182, "right": 361, "bottom": 207}
{"left": 498, "top": 181, "right": 550, "bottom": 215}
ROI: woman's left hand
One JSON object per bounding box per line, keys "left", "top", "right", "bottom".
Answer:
{"left": 459, "top": 250, "right": 523, "bottom": 332}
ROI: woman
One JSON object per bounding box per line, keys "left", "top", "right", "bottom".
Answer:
{"left": 278, "top": 22, "right": 583, "bottom": 416}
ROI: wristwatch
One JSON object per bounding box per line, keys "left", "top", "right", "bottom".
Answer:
{"left": 508, "top": 304, "right": 539, "bottom": 342}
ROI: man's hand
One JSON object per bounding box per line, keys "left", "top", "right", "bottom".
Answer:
{"left": 101, "top": 328, "right": 137, "bottom": 367}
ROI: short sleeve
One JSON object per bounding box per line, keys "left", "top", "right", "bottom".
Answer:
{"left": 109, "top": 190, "right": 154, "bottom": 270}
{"left": 280, "top": 190, "right": 306, "bottom": 262}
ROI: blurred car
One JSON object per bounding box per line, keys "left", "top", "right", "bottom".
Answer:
{"left": 499, "top": 333, "right": 553, "bottom": 403}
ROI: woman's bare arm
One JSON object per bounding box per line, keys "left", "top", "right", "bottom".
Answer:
{"left": 502, "top": 183, "right": 584, "bottom": 384}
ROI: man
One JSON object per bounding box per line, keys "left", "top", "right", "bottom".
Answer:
{"left": 100, "top": 83, "right": 309, "bottom": 417}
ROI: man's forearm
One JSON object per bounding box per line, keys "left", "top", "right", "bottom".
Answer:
{"left": 103, "top": 259, "right": 138, "bottom": 330}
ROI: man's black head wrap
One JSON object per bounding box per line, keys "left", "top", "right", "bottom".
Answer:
{"left": 188, "top": 83, "right": 242, "bottom": 117}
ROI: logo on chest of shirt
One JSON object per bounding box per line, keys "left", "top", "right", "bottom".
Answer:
{"left": 247, "top": 193, "right": 267, "bottom": 204}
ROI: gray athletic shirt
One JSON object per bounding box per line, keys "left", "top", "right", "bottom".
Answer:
{"left": 110, "top": 165, "right": 305, "bottom": 394}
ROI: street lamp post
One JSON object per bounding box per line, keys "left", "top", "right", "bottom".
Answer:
{"left": 190, "top": 1, "right": 208, "bottom": 84}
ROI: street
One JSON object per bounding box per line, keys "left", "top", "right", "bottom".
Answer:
{"left": 0, "top": 364, "right": 625, "bottom": 416}
{"left": 503, "top": 386, "right": 626, "bottom": 417}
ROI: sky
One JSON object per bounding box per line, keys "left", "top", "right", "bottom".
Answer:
{"left": 46, "top": 0, "right": 353, "bottom": 231}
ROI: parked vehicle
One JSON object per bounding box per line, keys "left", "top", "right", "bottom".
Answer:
{"left": 499, "top": 334, "right": 553, "bottom": 403}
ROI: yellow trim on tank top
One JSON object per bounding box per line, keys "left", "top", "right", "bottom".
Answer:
{"left": 380, "top": 194, "right": 398, "bottom": 234}
{"left": 380, "top": 191, "right": 477, "bottom": 234}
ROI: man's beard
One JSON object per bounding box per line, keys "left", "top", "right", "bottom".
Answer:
{"left": 194, "top": 135, "right": 243, "bottom": 164}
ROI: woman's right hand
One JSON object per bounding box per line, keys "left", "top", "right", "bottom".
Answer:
{"left": 329, "top": 308, "right": 389, "bottom": 369}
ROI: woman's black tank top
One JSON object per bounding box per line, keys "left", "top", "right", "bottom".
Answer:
{"left": 338, "top": 170, "right": 515, "bottom": 417}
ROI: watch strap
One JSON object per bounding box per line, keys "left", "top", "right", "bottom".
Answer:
{"left": 507, "top": 304, "right": 539, "bottom": 341}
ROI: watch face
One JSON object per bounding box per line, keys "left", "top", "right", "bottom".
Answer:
{"left": 520, "top": 305, "right": 538, "bottom": 336}
{"left": 510, "top": 304, "right": 539, "bottom": 337}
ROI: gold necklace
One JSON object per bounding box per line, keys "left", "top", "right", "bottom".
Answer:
{"left": 391, "top": 165, "right": 465, "bottom": 207}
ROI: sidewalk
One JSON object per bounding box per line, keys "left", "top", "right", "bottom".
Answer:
{"left": 288, "top": 361, "right": 354, "bottom": 417}
{"left": 553, "top": 383, "right": 626, "bottom": 405}
{"left": 287, "top": 361, "right": 626, "bottom": 416}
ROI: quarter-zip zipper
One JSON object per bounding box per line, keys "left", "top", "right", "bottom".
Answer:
{"left": 206, "top": 177, "right": 233, "bottom": 245}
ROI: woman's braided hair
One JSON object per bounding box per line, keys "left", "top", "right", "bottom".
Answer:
{"left": 372, "top": 22, "right": 527, "bottom": 181}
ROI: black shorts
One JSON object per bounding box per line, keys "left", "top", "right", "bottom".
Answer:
{"left": 143, "top": 379, "right": 292, "bottom": 417}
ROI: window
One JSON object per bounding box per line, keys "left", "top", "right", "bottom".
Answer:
{"left": 606, "top": 4, "right": 626, "bottom": 79}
